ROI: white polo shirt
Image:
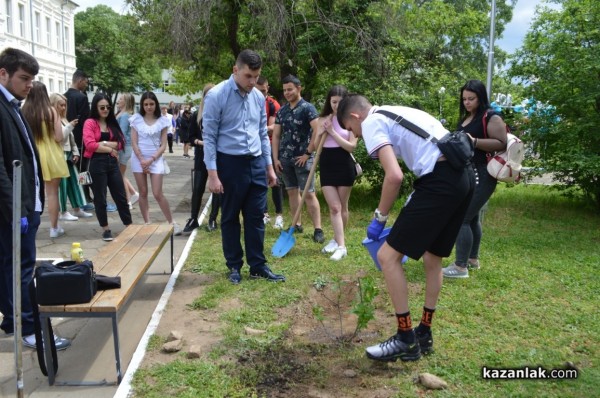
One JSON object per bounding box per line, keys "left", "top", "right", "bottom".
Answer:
{"left": 361, "top": 105, "right": 447, "bottom": 178}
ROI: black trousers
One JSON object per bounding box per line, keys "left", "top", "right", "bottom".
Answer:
{"left": 191, "top": 146, "right": 209, "bottom": 219}
{"left": 89, "top": 153, "right": 132, "bottom": 227}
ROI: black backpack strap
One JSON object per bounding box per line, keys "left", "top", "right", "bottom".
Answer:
{"left": 375, "top": 109, "right": 439, "bottom": 143}
{"left": 29, "top": 278, "right": 58, "bottom": 376}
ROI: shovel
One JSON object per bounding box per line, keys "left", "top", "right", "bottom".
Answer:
{"left": 272, "top": 133, "right": 326, "bottom": 257}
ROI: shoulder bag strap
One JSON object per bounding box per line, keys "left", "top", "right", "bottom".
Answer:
{"left": 374, "top": 110, "right": 439, "bottom": 143}
{"left": 28, "top": 278, "right": 58, "bottom": 376}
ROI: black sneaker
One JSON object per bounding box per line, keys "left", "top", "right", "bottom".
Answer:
{"left": 293, "top": 224, "right": 303, "bottom": 234}
{"left": 313, "top": 228, "right": 325, "bottom": 243}
{"left": 183, "top": 218, "right": 199, "bottom": 235}
{"left": 365, "top": 333, "right": 421, "bottom": 362}
{"left": 415, "top": 328, "right": 434, "bottom": 355}
{"left": 206, "top": 220, "right": 217, "bottom": 232}
{"left": 102, "top": 230, "right": 113, "bottom": 241}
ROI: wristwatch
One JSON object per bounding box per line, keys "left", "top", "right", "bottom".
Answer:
{"left": 374, "top": 208, "right": 389, "bottom": 223}
{"left": 305, "top": 150, "right": 312, "bottom": 156}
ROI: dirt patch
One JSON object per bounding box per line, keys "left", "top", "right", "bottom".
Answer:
{"left": 142, "top": 272, "right": 222, "bottom": 367}
{"left": 141, "top": 271, "right": 414, "bottom": 397}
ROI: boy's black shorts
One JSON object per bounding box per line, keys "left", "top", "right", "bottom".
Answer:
{"left": 386, "top": 160, "right": 474, "bottom": 259}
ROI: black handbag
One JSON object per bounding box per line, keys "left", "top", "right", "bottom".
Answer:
{"left": 375, "top": 110, "right": 473, "bottom": 170}
{"left": 435, "top": 130, "right": 474, "bottom": 170}
{"left": 35, "top": 260, "right": 97, "bottom": 305}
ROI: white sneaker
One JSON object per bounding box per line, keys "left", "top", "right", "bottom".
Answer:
{"left": 72, "top": 209, "right": 93, "bottom": 218}
{"left": 59, "top": 212, "right": 78, "bottom": 221}
{"left": 129, "top": 192, "right": 139, "bottom": 206}
{"left": 172, "top": 222, "right": 182, "bottom": 236}
{"left": 322, "top": 239, "right": 339, "bottom": 254}
{"left": 273, "top": 215, "right": 284, "bottom": 229}
{"left": 263, "top": 213, "right": 271, "bottom": 225}
{"left": 22, "top": 333, "right": 71, "bottom": 351}
{"left": 49, "top": 226, "right": 65, "bottom": 238}
{"left": 330, "top": 246, "right": 347, "bottom": 261}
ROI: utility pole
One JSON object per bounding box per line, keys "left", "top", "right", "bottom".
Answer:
{"left": 486, "top": 0, "right": 497, "bottom": 101}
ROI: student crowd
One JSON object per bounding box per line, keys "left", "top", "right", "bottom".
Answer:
{"left": 1, "top": 47, "right": 508, "bottom": 363}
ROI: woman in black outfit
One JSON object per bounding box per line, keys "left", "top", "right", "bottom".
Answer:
{"left": 179, "top": 109, "right": 192, "bottom": 158}
{"left": 183, "top": 84, "right": 221, "bottom": 234}
{"left": 442, "top": 80, "right": 507, "bottom": 278}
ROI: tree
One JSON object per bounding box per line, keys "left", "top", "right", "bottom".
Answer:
{"left": 510, "top": 0, "right": 600, "bottom": 208}
{"left": 126, "top": 0, "right": 516, "bottom": 192}
{"left": 74, "top": 5, "right": 162, "bottom": 101}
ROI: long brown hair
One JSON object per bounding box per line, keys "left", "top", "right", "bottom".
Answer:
{"left": 22, "top": 81, "right": 55, "bottom": 142}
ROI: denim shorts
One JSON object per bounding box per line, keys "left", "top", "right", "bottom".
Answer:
{"left": 280, "top": 157, "right": 315, "bottom": 192}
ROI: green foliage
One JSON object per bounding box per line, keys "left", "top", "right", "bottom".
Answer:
{"left": 509, "top": 0, "right": 600, "bottom": 208}
{"left": 123, "top": 0, "right": 518, "bottom": 194}
{"left": 351, "top": 275, "right": 379, "bottom": 332}
{"left": 74, "top": 6, "right": 162, "bottom": 98}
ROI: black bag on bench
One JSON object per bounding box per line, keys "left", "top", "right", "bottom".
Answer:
{"left": 35, "top": 260, "right": 97, "bottom": 305}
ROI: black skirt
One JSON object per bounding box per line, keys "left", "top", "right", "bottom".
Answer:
{"left": 319, "top": 147, "right": 356, "bottom": 187}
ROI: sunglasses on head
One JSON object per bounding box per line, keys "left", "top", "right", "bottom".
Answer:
{"left": 98, "top": 105, "right": 111, "bottom": 111}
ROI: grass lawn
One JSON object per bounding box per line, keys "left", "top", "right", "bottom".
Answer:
{"left": 133, "top": 182, "right": 599, "bottom": 397}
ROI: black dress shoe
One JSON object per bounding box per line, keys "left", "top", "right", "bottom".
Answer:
{"left": 249, "top": 265, "right": 286, "bottom": 282}
{"left": 228, "top": 269, "right": 242, "bottom": 284}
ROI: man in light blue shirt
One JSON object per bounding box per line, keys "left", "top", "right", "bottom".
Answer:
{"left": 203, "top": 49, "right": 285, "bottom": 284}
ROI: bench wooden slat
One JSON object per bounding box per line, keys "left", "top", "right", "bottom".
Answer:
{"left": 39, "top": 224, "right": 172, "bottom": 313}
{"left": 92, "top": 224, "right": 147, "bottom": 273}
{"left": 90, "top": 225, "right": 172, "bottom": 312}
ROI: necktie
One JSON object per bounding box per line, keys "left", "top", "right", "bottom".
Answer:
{"left": 10, "top": 98, "right": 30, "bottom": 138}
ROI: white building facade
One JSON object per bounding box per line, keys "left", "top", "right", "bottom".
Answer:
{"left": 1, "top": 0, "right": 78, "bottom": 94}
{"left": 1, "top": 1, "right": 201, "bottom": 105}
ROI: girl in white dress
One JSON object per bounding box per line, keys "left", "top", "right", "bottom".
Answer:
{"left": 130, "top": 91, "right": 181, "bottom": 235}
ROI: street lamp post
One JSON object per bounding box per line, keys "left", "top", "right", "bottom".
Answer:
{"left": 486, "top": 0, "right": 497, "bottom": 101}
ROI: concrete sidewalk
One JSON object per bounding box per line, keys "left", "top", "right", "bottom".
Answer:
{"left": 0, "top": 143, "right": 205, "bottom": 397}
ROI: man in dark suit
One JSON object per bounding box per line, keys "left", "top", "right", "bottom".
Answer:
{"left": 0, "top": 48, "right": 70, "bottom": 350}
{"left": 64, "top": 69, "right": 94, "bottom": 208}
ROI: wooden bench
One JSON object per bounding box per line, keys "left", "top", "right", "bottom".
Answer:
{"left": 38, "top": 224, "right": 174, "bottom": 386}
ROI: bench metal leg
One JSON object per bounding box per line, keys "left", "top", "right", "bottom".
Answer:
{"left": 40, "top": 315, "right": 56, "bottom": 385}
{"left": 111, "top": 313, "right": 122, "bottom": 384}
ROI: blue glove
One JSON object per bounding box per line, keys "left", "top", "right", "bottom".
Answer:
{"left": 367, "top": 218, "right": 386, "bottom": 240}
{"left": 20, "top": 217, "right": 28, "bottom": 234}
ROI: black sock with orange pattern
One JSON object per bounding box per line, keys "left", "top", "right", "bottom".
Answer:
{"left": 395, "top": 312, "right": 415, "bottom": 343}
{"left": 415, "top": 307, "right": 435, "bottom": 335}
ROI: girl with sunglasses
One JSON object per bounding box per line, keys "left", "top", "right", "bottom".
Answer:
{"left": 83, "top": 94, "right": 132, "bottom": 241}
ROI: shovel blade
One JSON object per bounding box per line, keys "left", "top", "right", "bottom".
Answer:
{"left": 271, "top": 227, "right": 296, "bottom": 257}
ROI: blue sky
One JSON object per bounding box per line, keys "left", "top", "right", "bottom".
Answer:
{"left": 75, "top": 0, "right": 555, "bottom": 55}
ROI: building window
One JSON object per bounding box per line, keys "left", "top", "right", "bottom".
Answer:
{"left": 18, "top": 3, "right": 24, "bottom": 37}
{"left": 49, "top": 78, "right": 54, "bottom": 92}
{"left": 34, "top": 12, "right": 40, "bottom": 43}
{"left": 55, "top": 22, "right": 60, "bottom": 49}
{"left": 4, "top": 0, "right": 12, "bottom": 34}
{"left": 46, "top": 17, "right": 51, "bottom": 46}
{"left": 64, "top": 26, "right": 69, "bottom": 52}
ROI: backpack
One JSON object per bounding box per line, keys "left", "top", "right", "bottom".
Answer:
{"left": 483, "top": 111, "right": 525, "bottom": 183}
